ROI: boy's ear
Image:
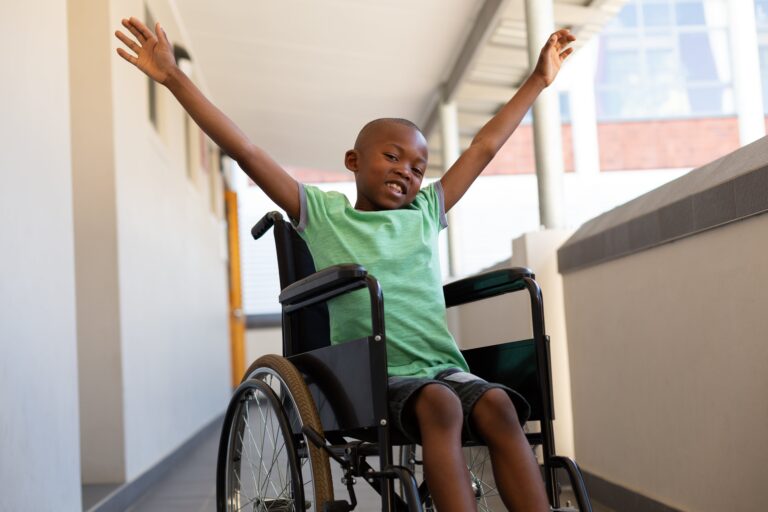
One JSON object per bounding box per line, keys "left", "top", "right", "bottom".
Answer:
{"left": 344, "top": 149, "right": 358, "bottom": 172}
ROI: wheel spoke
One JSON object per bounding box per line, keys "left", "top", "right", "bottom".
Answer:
{"left": 221, "top": 358, "right": 332, "bottom": 512}
{"left": 254, "top": 397, "right": 286, "bottom": 499}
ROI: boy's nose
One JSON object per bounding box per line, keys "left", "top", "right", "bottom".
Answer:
{"left": 393, "top": 166, "right": 411, "bottom": 180}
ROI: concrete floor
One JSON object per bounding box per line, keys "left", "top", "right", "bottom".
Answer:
{"left": 113, "top": 424, "right": 613, "bottom": 512}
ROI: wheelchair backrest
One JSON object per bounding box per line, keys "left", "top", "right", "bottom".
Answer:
{"left": 255, "top": 211, "right": 331, "bottom": 357}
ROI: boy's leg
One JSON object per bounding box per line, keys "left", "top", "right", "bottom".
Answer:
{"left": 472, "top": 388, "right": 549, "bottom": 512}
{"left": 411, "top": 384, "right": 477, "bottom": 512}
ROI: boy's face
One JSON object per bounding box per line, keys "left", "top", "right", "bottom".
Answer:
{"left": 345, "top": 121, "right": 428, "bottom": 211}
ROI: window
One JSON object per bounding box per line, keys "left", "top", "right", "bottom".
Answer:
{"left": 596, "top": 0, "right": 734, "bottom": 120}
{"left": 757, "top": 0, "right": 768, "bottom": 112}
{"left": 761, "top": 47, "right": 768, "bottom": 113}
{"left": 145, "top": 5, "right": 158, "bottom": 128}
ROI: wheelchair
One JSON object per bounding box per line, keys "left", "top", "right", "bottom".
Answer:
{"left": 216, "top": 211, "right": 592, "bottom": 512}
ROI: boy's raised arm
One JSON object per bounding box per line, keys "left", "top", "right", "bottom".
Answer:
{"left": 115, "top": 17, "right": 300, "bottom": 219}
{"left": 439, "top": 29, "right": 575, "bottom": 212}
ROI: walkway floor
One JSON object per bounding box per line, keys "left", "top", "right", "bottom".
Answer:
{"left": 119, "top": 424, "right": 614, "bottom": 512}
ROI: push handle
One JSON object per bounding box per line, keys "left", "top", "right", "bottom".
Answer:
{"left": 251, "top": 211, "right": 284, "bottom": 240}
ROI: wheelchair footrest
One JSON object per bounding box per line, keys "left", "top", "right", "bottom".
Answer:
{"left": 323, "top": 500, "right": 353, "bottom": 512}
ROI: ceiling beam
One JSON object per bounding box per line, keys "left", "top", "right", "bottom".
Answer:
{"left": 457, "top": 82, "right": 518, "bottom": 104}
{"left": 422, "top": 0, "right": 510, "bottom": 135}
{"left": 423, "top": 0, "right": 629, "bottom": 139}
{"left": 458, "top": 111, "right": 495, "bottom": 130}
{"left": 499, "top": 0, "right": 611, "bottom": 25}
{"left": 476, "top": 45, "right": 529, "bottom": 67}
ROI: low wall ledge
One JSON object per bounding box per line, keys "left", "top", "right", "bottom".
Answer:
{"left": 558, "top": 137, "right": 768, "bottom": 273}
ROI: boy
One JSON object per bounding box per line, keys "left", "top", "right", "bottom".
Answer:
{"left": 116, "top": 17, "right": 574, "bottom": 512}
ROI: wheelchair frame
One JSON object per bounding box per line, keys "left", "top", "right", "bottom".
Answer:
{"left": 216, "top": 211, "right": 592, "bottom": 512}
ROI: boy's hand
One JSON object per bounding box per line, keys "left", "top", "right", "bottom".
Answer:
{"left": 115, "top": 17, "right": 177, "bottom": 85}
{"left": 532, "top": 29, "right": 576, "bottom": 87}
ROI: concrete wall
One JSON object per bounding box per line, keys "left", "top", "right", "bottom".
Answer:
{"left": 0, "top": 1, "right": 83, "bottom": 509}
{"left": 245, "top": 327, "right": 283, "bottom": 372}
{"left": 68, "top": 0, "right": 232, "bottom": 484}
{"left": 561, "top": 143, "right": 768, "bottom": 510}
{"left": 448, "top": 230, "right": 576, "bottom": 458}
{"left": 110, "top": 0, "right": 231, "bottom": 480}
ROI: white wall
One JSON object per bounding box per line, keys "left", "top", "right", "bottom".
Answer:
{"left": 563, "top": 212, "right": 768, "bottom": 512}
{"left": 108, "top": 0, "right": 231, "bottom": 479}
{"left": 66, "top": 0, "right": 232, "bottom": 485}
{"left": 0, "top": 1, "right": 82, "bottom": 510}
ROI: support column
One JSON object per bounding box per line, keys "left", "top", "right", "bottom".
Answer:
{"left": 729, "top": 0, "right": 765, "bottom": 146}
{"left": 68, "top": 0, "right": 126, "bottom": 484}
{"left": 525, "top": 0, "right": 566, "bottom": 229}
{"left": 569, "top": 37, "right": 601, "bottom": 176}
{"left": 440, "top": 101, "right": 461, "bottom": 276}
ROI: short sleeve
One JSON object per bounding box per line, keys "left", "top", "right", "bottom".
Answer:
{"left": 292, "top": 183, "right": 309, "bottom": 233}
{"left": 411, "top": 182, "right": 448, "bottom": 231}
{"left": 433, "top": 181, "right": 448, "bottom": 230}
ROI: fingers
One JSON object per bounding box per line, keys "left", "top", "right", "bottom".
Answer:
{"left": 560, "top": 47, "right": 574, "bottom": 61}
{"left": 121, "top": 16, "right": 155, "bottom": 44}
{"left": 114, "top": 30, "right": 140, "bottom": 54}
{"left": 121, "top": 18, "right": 144, "bottom": 42}
{"left": 157, "top": 22, "right": 172, "bottom": 47}
{"left": 558, "top": 31, "right": 576, "bottom": 46}
{"left": 129, "top": 16, "right": 154, "bottom": 40}
{"left": 546, "top": 28, "right": 575, "bottom": 50}
{"left": 116, "top": 47, "right": 138, "bottom": 66}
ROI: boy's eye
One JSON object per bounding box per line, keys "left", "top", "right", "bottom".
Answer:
{"left": 412, "top": 167, "right": 424, "bottom": 177}
{"left": 384, "top": 153, "right": 398, "bottom": 161}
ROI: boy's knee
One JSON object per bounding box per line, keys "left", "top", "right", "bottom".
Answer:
{"left": 412, "top": 384, "right": 463, "bottom": 431}
{"left": 472, "top": 388, "right": 519, "bottom": 430}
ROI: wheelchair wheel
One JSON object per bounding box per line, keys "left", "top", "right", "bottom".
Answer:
{"left": 217, "top": 354, "right": 333, "bottom": 511}
{"left": 463, "top": 446, "right": 502, "bottom": 512}
{"left": 399, "top": 444, "right": 502, "bottom": 511}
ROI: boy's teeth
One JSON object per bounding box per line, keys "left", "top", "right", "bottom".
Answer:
{"left": 387, "top": 183, "right": 403, "bottom": 194}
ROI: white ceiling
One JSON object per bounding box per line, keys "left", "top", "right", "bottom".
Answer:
{"left": 172, "top": 0, "right": 626, "bottom": 174}
{"left": 173, "top": 0, "right": 484, "bottom": 173}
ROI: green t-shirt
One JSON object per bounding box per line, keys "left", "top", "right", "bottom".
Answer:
{"left": 295, "top": 182, "right": 469, "bottom": 378}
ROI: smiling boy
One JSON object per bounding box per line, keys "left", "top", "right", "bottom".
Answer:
{"left": 116, "top": 16, "right": 574, "bottom": 512}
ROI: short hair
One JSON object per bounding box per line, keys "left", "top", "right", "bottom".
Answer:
{"left": 354, "top": 118, "right": 425, "bottom": 150}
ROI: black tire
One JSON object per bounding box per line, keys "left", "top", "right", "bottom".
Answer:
{"left": 217, "top": 354, "right": 333, "bottom": 511}
{"left": 398, "top": 444, "right": 432, "bottom": 511}
{"left": 217, "top": 378, "right": 302, "bottom": 511}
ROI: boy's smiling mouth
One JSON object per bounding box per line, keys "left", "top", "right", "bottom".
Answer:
{"left": 385, "top": 181, "right": 406, "bottom": 195}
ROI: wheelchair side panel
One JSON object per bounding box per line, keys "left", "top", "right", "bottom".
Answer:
{"left": 461, "top": 339, "right": 543, "bottom": 421}
{"left": 289, "top": 337, "right": 379, "bottom": 433}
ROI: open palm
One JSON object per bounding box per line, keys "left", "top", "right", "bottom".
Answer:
{"left": 115, "top": 17, "right": 177, "bottom": 84}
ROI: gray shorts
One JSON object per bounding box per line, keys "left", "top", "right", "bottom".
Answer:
{"left": 387, "top": 368, "right": 531, "bottom": 444}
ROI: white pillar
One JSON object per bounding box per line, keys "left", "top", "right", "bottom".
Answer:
{"left": 440, "top": 101, "right": 461, "bottom": 276}
{"left": 525, "top": 0, "right": 566, "bottom": 228}
{"left": 729, "top": 0, "right": 765, "bottom": 146}
{"left": 69, "top": 0, "right": 126, "bottom": 484}
{"left": 568, "top": 37, "right": 601, "bottom": 176}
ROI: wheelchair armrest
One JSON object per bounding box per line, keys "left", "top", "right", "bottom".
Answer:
{"left": 443, "top": 267, "right": 535, "bottom": 308}
{"left": 279, "top": 264, "right": 369, "bottom": 310}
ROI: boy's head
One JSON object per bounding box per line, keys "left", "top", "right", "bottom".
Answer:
{"left": 345, "top": 118, "right": 428, "bottom": 211}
